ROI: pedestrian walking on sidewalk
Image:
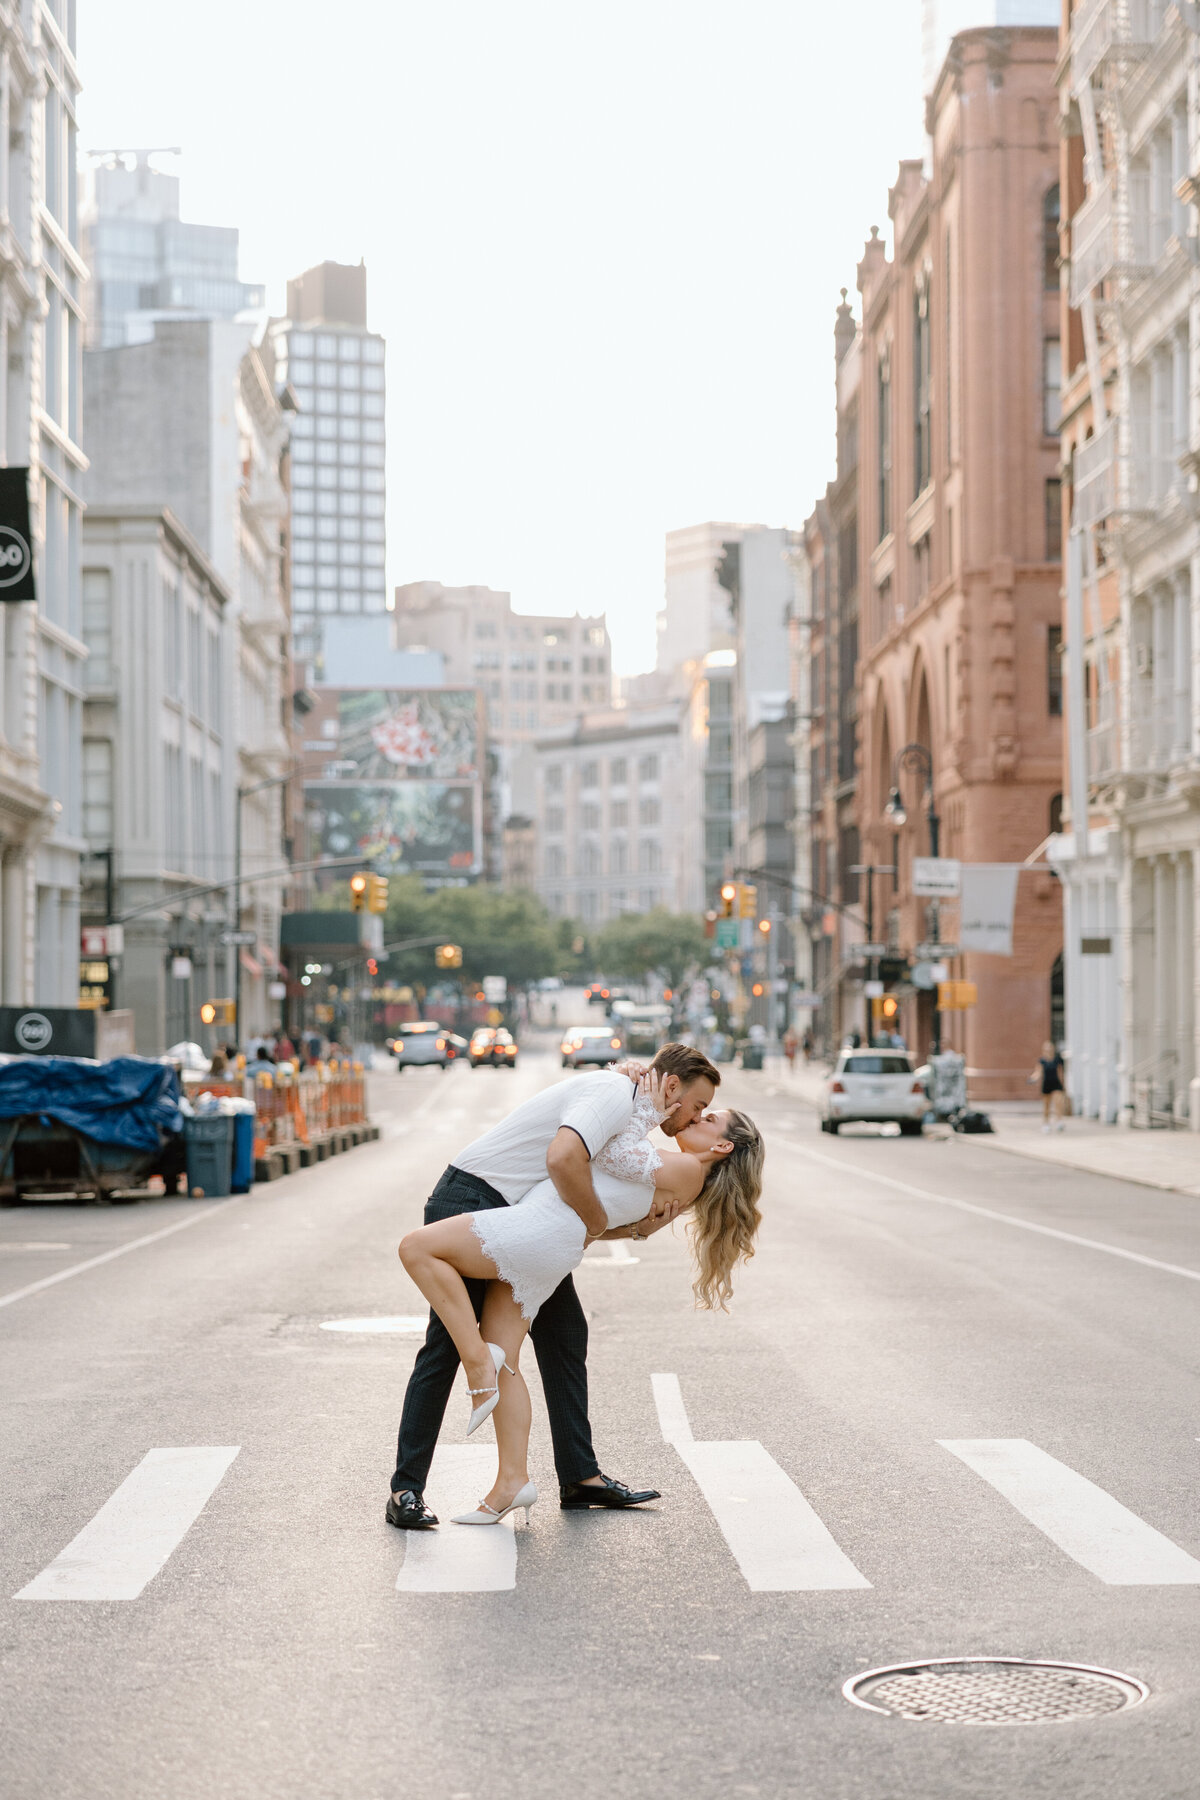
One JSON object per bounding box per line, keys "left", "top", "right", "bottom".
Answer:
{"left": 783, "top": 1029, "right": 797, "bottom": 1070}
{"left": 1029, "top": 1040, "right": 1066, "bottom": 1131}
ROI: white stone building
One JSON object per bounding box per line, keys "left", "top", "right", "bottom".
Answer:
{"left": 80, "top": 508, "right": 231, "bottom": 1052}
{"left": 533, "top": 704, "right": 687, "bottom": 921}
{"left": 1056, "top": 0, "right": 1200, "bottom": 1125}
{"left": 656, "top": 523, "right": 756, "bottom": 678}
{"left": 83, "top": 322, "right": 293, "bottom": 1045}
{"left": 0, "top": 2, "right": 86, "bottom": 1007}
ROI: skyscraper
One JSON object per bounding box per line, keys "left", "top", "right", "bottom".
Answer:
{"left": 269, "top": 263, "right": 387, "bottom": 667}
{"left": 81, "top": 151, "right": 264, "bottom": 350}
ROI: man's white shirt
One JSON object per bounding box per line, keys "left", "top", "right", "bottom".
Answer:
{"left": 452, "top": 1069, "right": 636, "bottom": 1203}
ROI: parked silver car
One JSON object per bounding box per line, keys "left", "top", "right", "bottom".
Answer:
{"left": 560, "top": 1025, "right": 624, "bottom": 1069}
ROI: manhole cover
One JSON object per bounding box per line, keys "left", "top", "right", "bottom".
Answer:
{"left": 844, "top": 1658, "right": 1147, "bottom": 1724}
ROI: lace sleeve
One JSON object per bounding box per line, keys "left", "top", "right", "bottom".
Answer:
{"left": 591, "top": 1092, "right": 665, "bottom": 1184}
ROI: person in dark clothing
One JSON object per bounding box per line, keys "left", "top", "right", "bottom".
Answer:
{"left": 1029, "top": 1039, "right": 1065, "bottom": 1131}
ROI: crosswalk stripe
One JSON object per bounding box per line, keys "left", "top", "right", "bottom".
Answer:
{"left": 939, "top": 1438, "right": 1200, "bottom": 1585}
{"left": 651, "top": 1374, "right": 871, "bottom": 1593}
{"left": 396, "top": 1444, "right": 518, "bottom": 1593}
{"left": 15, "top": 1447, "right": 240, "bottom": 1601}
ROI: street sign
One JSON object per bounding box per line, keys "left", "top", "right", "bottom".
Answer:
{"left": 171, "top": 956, "right": 193, "bottom": 980}
{"left": 792, "top": 991, "right": 821, "bottom": 1008}
{"left": 81, "top": 924, "right": 124, "bottom": 957}
{"left": 220, "top": 930, "right": 257, "bottom": 947}
{"left": 912, "top": 857, "right": 961, "bottom": 897}
{"left": 859, "top": 943, "right": 887, "bottom": 957}
{"left": 715, "top": 918, "right": 740, "bottom": 949}
{"left": 483, "top": 975, "right": 508, "bottom": 1003}
{"left": 863, "top": 979, "right": 884, "bottom": 998}
{"left": 914, "top": 942, "right": 959, "bottom": 960}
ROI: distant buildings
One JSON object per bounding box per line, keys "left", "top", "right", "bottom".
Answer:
{"left": 0, "top": 7, "right": 85, "bottom": 1007}
{"left": 656, "top": 523, "right": 753, "bottom": 676}
{"left": 533, "top": 704, "right": 687, "bottom": 921}
{"left": 83, "top": 322, "right": 295, "bottom": 1044}
{"left": 270, "top": 262, "right": 387, "bottom": 668}
{"left": 81, "top": 151, "right": 263, "bottom": 350}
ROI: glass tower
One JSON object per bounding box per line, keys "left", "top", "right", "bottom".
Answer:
{"left": 270, "top": 262, "right": 387, "bottom": 666}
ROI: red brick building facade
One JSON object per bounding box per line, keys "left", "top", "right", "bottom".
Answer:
{"left": 851, "top": 27, "right": 1064, "bottom": 1096}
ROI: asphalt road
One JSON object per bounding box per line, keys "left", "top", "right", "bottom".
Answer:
{"left": 3, "top": 1050, "right": 1199, "bottom": 1800}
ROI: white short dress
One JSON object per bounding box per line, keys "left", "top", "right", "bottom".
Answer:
{"left": 470, "top": 1093, "right": 665, "bottom": 1320}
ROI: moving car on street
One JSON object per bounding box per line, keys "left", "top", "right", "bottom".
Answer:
{"left": 390, "top": 1022, "right": 451, "bottom": 1072}
{"left": 560, "top": 1024, "right": 624, "bottom": 1069}
{"left": 469, "top": 1027, "right": 519, "bottom": 1068}
{"left": 820, "top": 1050, "right": 927, "bottom": 1135}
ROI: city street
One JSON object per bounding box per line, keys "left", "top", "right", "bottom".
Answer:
{"left": 3, "top": 1052, "right": 1200, "bottom": 1800}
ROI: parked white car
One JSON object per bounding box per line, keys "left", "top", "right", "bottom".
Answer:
{"left": 560, "top": 1025, "right": 624, "bottom": 1069}
{"left": 820, "top": 1050, "right": 927, "bottom": 1136}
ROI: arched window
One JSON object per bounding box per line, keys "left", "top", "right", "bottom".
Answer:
{"left": 1048, "top": 792, "right": 1063, "bottom": 835}
{"left": 1043, "top": 184, "right": 1061, "bottom": 290}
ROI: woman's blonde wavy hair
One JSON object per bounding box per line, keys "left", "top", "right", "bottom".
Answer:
{"left": 688, "top": 1109, "right": 764, "bottom": 1311}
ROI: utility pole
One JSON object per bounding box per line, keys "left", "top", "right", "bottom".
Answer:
{"left": 849, "top": 863, "right": 896, "bottom": 1041}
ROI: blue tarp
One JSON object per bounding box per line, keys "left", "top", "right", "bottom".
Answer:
{"left": 0, "top": 1056, "right": 184, "bottom": 1152}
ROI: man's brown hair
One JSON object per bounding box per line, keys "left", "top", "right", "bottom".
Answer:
{"left": 650, "top": 1042, "right": 721, "bottom": 1089}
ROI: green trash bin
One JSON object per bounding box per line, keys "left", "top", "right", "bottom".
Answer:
{"left": 184, "top": 1114, "right": 235, "bottom": 1198}
{"left": 741, "top": 1044, "right": 764, "bottom": 1071}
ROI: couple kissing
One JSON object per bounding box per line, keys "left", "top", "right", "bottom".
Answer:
{"left": 388, "top": 1043, "right": 764, "bottom": 1530}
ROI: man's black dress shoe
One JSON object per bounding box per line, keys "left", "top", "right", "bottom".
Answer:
{"left": 559, "top": 1473, "right": 661, "bottom": 1509}
{"left": 386, "top": 1489, "right": 439, "bottom": 1529}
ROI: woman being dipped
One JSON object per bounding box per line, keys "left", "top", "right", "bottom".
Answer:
{"left": 398, "top": 1071, "right": 764, "bottom": 1528}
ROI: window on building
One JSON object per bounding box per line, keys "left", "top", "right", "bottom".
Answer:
{"left": 637, "top": 753, "right": 660, "bottom": 782}
{"left": 580, "top": 760, "right": 599, "bottom": 788}
{"left": 610, "top": 757, "right": 627, "bottom": 784}
{"left": 164, "top": 580, "right": 181, "bottom": 698}
{"left": 639, "top": 797, "right": 661, "bottom": 826}
{"left": 638, "top": 839, "right": 663, "bottom": 873}
{"left": 545, "top": 807, "right": 565, "bottom": 835}
{"left": 611, "top": 840, "right": 628, "bottom": 874}
{"left": 1045, "top": 478, "right": 1062, "bottom": 562}
{"left": 81, "top": 569, "right": 112, "bottom": 690}
{"left": 545, "top": 765, "right": 563, "bottom": 793}
{"left": 581, "top": 803, "right": 600, "bottom": 830}
{"left": 1048, "top": 792, "right": 1064, "bottom": 834}
{"left": 610, "top": 800, "right": 628, "bottom": 828}
{"left": 545, "top": 845, "right": 565, "bottom": 878}
{"left": 840, "top": 826, "right": 860, "bottom": 904}
{"left": 1043, "top": 184, "right": 1061, "bottom": 290}
{"left": 164, "top": 745, "right": 184, "bottom": 868}
{"left": 1043, "top": 339, "right": 1062, "bottom": 435}
{"left": 1047, "top": 624, "right": 1063, "bottom": 716}
{"left": 588, "top": 626, "right": 605, "bottom": 646}
{"left": 82, "top": 738, "right": 112, "bottom": 844}
{"left": 877, "top": 350, "right": 892, "bottom": 541}
{"left": 913, "top": 271, "right": 932, "bottom": 495}
{"left": 579, "top": 844, "right": 601, "bottom": 877}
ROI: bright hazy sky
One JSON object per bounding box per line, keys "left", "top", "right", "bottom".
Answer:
{"left": 78, "top": 1, "right": 924, "bottom": 674}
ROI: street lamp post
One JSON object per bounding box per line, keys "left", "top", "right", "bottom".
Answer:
{"left": 849, "top": 862, "right": 896, "bottom": 1041}
{"left": 233, "top": 769, "right": 295, "bottom": 1050}
{"left": 884, "top": 742, "right": 942, "bottom": 1055}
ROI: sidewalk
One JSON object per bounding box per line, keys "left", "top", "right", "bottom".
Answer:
{"left": 753, "top": 1055, "right": 1200, "bottom": 1199}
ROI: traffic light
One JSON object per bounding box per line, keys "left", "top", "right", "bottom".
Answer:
{"left": 349, "top": 871, "right": 369, "bottom": 913}
{"left": 200, "top": 998, "right": 235, "bottom": 1026}
{"left": 367, "top": 873, "right": 389, "bottom": 914}
{"left": 758, "top": 918, "right": 772, "bottom": 936}
{"left": 434, "top": 943, "right": 463, "bottom": 970}
{"left": 739, "top": 884, "right": 758, "bottom": 919}
{"left": 720, "top": 882, "right": 737, "bottom": 918}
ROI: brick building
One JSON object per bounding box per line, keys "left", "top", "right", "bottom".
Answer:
{"left": 852, "top": 26, "right": 1065, "bottom": 1095}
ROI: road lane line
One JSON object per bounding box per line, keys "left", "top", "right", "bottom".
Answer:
{"left": 939, "top": 1438, "right": 1200, "bottom": 1585}
{"left": 0, "top": 1198, "right": 244, "bottom": 1312}
{"left": 651, "top": 1373, "right": 694, "bottom": 1442}
{"left": 652, "top": 1374, "right": 870, "bottom": 1592}
{"left": 15, "top": 1447, "right": 240, "bottom": 1601}
{"left": 396, "top": 1445, "right": 517, "bottom": 1593}
{"left": 782, "top": 1139, "right": 1200, "bottom": 1284}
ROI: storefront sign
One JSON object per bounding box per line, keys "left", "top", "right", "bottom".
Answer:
{"left": 0, "top": 468, "right": 35, "bottom": 602}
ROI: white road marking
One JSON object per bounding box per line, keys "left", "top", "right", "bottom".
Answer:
{"left": 0, "top": 1198, "right": 244, "bottom": 1312}
{"left": 15, "top": 1447, "right": 240, "bottom": 1601}
{"left": 0, "top": 1241, "right": 72, "bottom": 1251}
{"left": 652, "top": 1375, "right": 870, "bottom": 1592}
{"left": 396, "top": 1444, "right": 518, "bottom": 1593}
{"left": 583, "top": 1239, "right": 639, "bottom": 1265}
{"left": 939, "top": 1439, "right": 1200, "bottom": 1585}
{"left": 651, "top": 1372, "right": 694, "bottom": 1443}
{"left": 784, "top": 1139, "right": 1200, "bottom": 1284}
{"left": 319, "top": 1315, "right": 428, "bottom": 1334}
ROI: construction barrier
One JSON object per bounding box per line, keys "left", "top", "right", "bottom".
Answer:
{"left": 192, "top": 1058, "right": 369, "bottom": 1162}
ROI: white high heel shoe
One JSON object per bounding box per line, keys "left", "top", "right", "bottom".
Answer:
{"left": 452, "top": 1480, "right": 538, "bottom": 1527}
{"left": 465, "top": 1341, "right": 509, "bottom": 1437}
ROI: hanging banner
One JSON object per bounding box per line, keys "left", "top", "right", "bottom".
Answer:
{"left": 0, "top": 468, "right": 35, "bottom": 602}
{"left": 958, "top": 864, "right": 1019, "bottom": 956}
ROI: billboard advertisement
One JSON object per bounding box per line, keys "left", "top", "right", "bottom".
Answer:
{"left": 305, "top": 687, "right": 485, "bottom": 880}
{"left": 307, "top": 782, "right": 480, "bottom": 878}
{"left": 333, "top": 688, "right": 480, "bottom": 781}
